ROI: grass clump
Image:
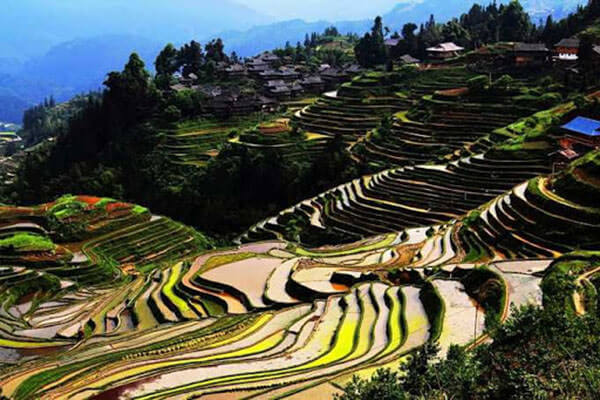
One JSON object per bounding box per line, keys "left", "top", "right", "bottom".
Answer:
{"left": 0, "top": 233, "right": 55, "bottom": 253}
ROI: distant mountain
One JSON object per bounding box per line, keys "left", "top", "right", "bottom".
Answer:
{"left": 217, "top": 19, "right": 370, "bottom": 57}
{"left": 0, "top": 35, "right": 162, "bottom": 123}
{"left": 0, "top": 0, "right": 271, "bottom": 60}
{"left": 0, "top": 94, "right": 29, "bottom": 124}
{"left": 21, "top": 35, "right": 162, "bottom": 94}
{"left": 217, "top": 0, "right": 587, "bottom": 57}
{"left": 383, "top": 0, "right": 586, "bottom": 30}
{"left": 522, "top": 0, "right": 586, "bottom": 20}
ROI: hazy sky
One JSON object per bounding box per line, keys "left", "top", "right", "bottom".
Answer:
{"left": 234, "top": 0, "right": 408, "bottom": 21}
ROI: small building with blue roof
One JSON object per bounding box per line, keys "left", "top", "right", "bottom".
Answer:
{"left": 560, "top": 116, "right": 600, "bottom": 148}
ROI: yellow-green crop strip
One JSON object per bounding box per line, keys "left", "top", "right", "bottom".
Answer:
{"left": 134, "top": 294, "right": 362, "bottom": 399}
{"left": 293, "top": 233, "right": 397, "bottom": 257}
{"left": 162, "top": 263, "right": 197, "bottom": 319}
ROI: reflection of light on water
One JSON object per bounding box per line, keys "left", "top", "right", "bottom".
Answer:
{"left": 330, "top": 283, "right": 349, "bottom": 292}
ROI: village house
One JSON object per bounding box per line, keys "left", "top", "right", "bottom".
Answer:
{"left": 318, "top": 64, "right": 332, "bottom": 73}
{"left": 178, "top": 72, "right": 199, "bottom": 87}
{"left": 398, "top": 54, "right": 421, "bottom": 65}
{"left": 426, "top": 42, "right": 465, "bottom": 59}
{"left": 196, "top": 84, "right": 223, "bottom": 99}
{"left": 207, "top": 92, "right": 276, "bottom": 118}
{"left": 247, "top": 57, "right": 270, "bottom": 76}
{"left": 384, "top": 38, "right": 401, "bottom": 49}
{"left": 343, "top": 63, "right": 364, "bottom": 76}
{"left": 512, "top": 43, "right": 550, "bottom": 67}
{"left": 215, "top": 62, "right": 229, "bottom": 74}
{"left": 290, "top": 82, "right": 305, "bottom": 98}
{"left": 264, "top": 80, "right": 292, "bottom": 100}
{"left": 258, "top": 96, "right": 278, "bottom": 112}
{"left": 268, "top": 85, "right": 292, "bottom": 101}
{"left": 554, "top": 38, "right": 580, "bottom": 61}
{"left": 169, "top": 83, "right": 189, "bottom": 92}
{"left": 550, "top": 147, "right": 581, "bottom": 171}
{"left": 225, "top": 63, "right": 248, "bottom": 79}
{"left": 259, "top": 68, "right": 301, "bottom": 83}
{"left": 260, "top": 52, "right": 280, "bottom": 64}
{"left": 321, "top": 67, "right": 350, "bottom": 88}
{"left": 559, "top": 116, "right": 600, "bottom": 150}
{"left": 299, "top": 75, "right": 326, "bottom": 94}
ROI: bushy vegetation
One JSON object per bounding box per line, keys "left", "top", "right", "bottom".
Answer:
{"left": 337, "top": 266, "right": 600, "bottom": 400}
{"left": 0, "top": 232, "right": 55, "bottom": 253}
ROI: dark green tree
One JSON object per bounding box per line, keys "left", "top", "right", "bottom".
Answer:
{"left": 178, "top": 40, "right": 204, "bottom": 77}
{"left": 355, "top": 16, "right": 387, "bottom": 67}
{"left": 155, "top": 43, "right": 179, "bottom": 76}
{"left": 205, "top": 39, "right": 227, "bottom": 63}
{"left": 499, "top": 1, "right": 532, "bottom": 42}
{"left": 154, "top": 43, "right": 179, "bottom": 89}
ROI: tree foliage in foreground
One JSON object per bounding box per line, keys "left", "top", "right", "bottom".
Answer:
{"left": 337, "top": 255, "right": 600, "bottom": 400}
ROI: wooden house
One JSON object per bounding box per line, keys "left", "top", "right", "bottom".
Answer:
{"left": 512, "top": 43, "right": 550, "bottom": 67}
{"left": 426, "top": 42, "right": 464, "bottom": 59}
{"left": 560, "top": 116, "right": 600, "bottom": 149}
{"left": 554, "top": 38, "right": 580, "bottom": 61}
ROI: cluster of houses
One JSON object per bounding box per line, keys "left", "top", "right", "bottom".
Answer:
{"left": 386, "top": 38, "right": 600, "bottom": 68}
{"left": 169, "top": 52, "right": 364, "bottom": 117}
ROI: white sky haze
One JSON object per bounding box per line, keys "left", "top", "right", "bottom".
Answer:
{"left": 234, "top": 0, "right": 408, "bottom": 21}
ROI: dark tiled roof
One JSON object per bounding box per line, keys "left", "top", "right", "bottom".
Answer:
{"left": 266, "top": 80, "right": 286, "bottom": 87}
{"left": 301, "top": 76, "right": 324, "bottom": 84}
{"left": 514, "top": 43, "right": 549, "bottom": 52}
{"left": 270, "top": 86, "right": 291, "bottom": 94}
{"left": 555, "top": 38, "right": 580, "bottom": 48}
{"left": 226, "top": 64, "right": 246, "bottom": 72}
{"left": 399, "top": 54, "right": 421, "bottom": 64}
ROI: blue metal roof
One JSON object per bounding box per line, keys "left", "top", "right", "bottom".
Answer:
{"left": 561, "top": 117, "right": 600, "bottom": 137}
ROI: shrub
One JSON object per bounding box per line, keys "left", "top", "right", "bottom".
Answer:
{"left": 0, "top": 233, "right": 55, "bottom": 253}
{"left": 538, "top": 92, "right": 563, "bottom": 108}
{"left": 163, "top": 105, "right": 182, "bottom": 122}
{"left": 467, "top": 75, "right": 488, "bottom": 92}
{"left": 492, "top": 74, "right": 514, "bottom": 92}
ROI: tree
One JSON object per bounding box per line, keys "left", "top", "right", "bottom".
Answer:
{"left": 104, "top": 53, "right": 158, "bottom": 131}
{"left": 205, "top": 39, "right": 227, "bottom": 63}
{"left": 154, "top": 43, "right": 179, "bottom": 89}
{"left": 335, "top": 369, "right": 407, "bottom": 400}
{"left": 178, "top": 40, "right": 204, "bottom": 77}
{"left": 324, "top": 26, "right": 339, "bottom": 37}
{"left": 155, "top": 43, "right": 178, "bottom": 76}
{"left": 441, "top": 18, "right": 471, "bottom": 46}
{"left": 541, "top": 15, "right": 556, "bottom": 45}
{"left": 355, "top": 16, "right": 387, "bottom": 67}
{"left": 578, "top": 32, "right": 597, "bottom": 87}
{"left": 499, "top": 1, "right": 532, "bottom": 42}
{"left": 401, "top": 23, "right": 418, "bottom": 55}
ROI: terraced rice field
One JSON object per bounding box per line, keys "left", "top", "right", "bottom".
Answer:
{"left": 160, "top": 117, "right": 269, "bottom": 165}
{"left": 2, "top": 147, "right": 599, "bottom": 398}
{"left": 1, "top": 72, "right": 599, "bottom": 399}
{"left": 243, "top": 78, "right": 573, "bottom": 247}
{"left": 233, "top": 124, "right": 331, "bottom": 164}
{"left": 242, "top": 149, "right": 553, "bottom": 246}
{"left": 0, "top": 195, "right": 574, "bottom": 399}
{"left": 292, "top": 68, "right": 476, "bottom": 142}
{"left": 355, "top": 93, "right": 539, "bottom": 168}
